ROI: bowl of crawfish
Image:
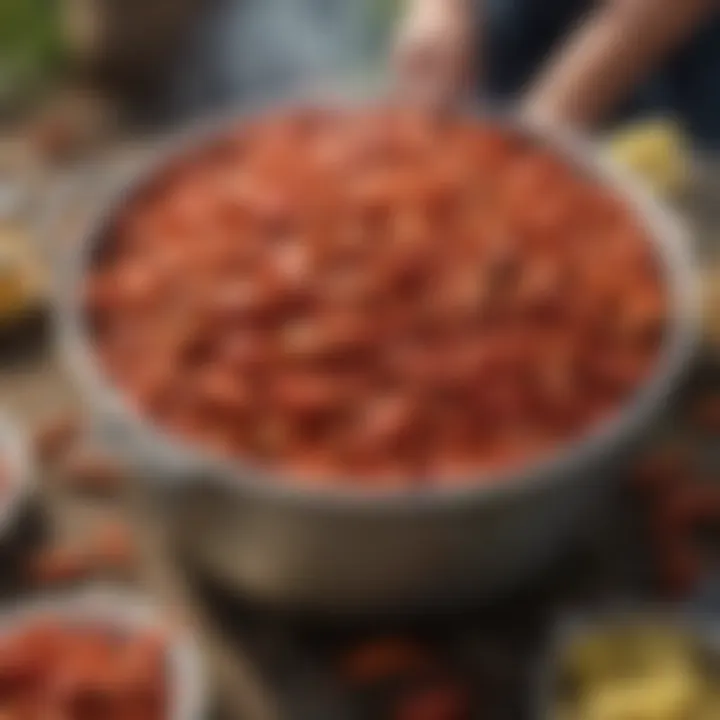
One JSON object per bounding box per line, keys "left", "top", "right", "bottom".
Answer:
{"left": 57, "top": 104, "right": 700, "bottom": 611}
{"left": 0, "top": 587, "right": 205, "bottom": 720}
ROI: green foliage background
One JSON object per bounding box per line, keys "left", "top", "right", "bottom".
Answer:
{"left": 0, "top": 0, "right": 62, "bottom": 112}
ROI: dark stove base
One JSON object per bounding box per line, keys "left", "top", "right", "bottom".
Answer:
{"left": 178, "top": 490, "right": 657, "bottom": 720}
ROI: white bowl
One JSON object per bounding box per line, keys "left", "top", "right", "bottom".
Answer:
{"left": 537, "top": 609, "right": 720, "bottom": 720}
{"left": 0, "top": 586, "right": 206, "bottom": 720}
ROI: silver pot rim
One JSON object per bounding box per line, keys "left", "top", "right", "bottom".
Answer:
{"left": 55, "top": 102, "right": 701, "bottom": 513}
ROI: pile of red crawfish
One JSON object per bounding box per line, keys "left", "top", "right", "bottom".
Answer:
{"left": 0, "top": 618, "right": 166, "bottom": 719}
{"left": 86, "top": 109, "right": 668, "bottom": 488}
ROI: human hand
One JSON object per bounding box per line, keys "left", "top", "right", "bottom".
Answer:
{"left": 392, "top": 0, "right": 474, "bottom": 109}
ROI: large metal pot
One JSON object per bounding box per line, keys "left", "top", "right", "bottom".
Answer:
{"left": 57, "top": 109, "right": 700, "bottom": 612}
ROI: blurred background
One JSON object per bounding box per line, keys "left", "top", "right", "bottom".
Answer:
{"left": 1, "top": 0, "right": 399, "bottom": 127}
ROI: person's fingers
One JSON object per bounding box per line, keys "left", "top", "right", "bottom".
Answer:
{"left": 394, "top": 38, "right": 471, "bottom": 109}
{"left": 395, "top": 43, "right": 445, "bottom": 107}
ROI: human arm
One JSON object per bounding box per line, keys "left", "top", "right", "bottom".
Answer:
{"left": 523, "top": 0, "right": 718, "bottom": 129}
{"left": 392, "top": 0, "right": 476, "bottom": 108}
